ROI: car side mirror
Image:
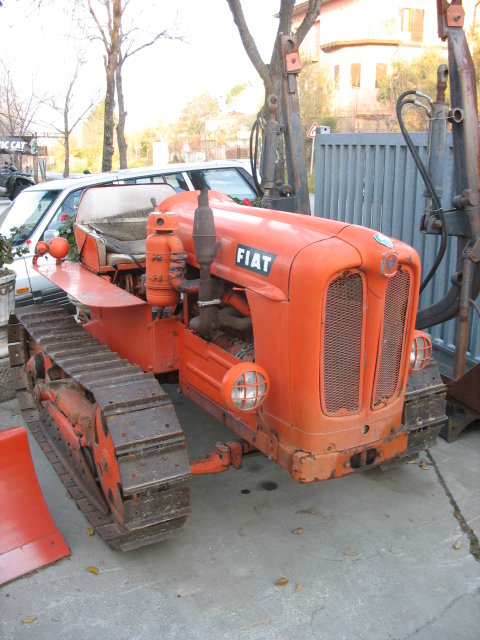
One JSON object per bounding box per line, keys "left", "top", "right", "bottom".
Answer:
{"left": 44, "top": 229, "right": 59, "bottom": 242}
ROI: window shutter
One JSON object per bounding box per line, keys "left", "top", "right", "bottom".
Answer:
{"left": 411, "top": 9, "right": 424, "bottom": 43}
{"left": 351, "top": 63, "right": 361, "bottom": 88}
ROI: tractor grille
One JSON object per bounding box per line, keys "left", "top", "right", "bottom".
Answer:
{"left": 323, "top": 272, "right": 363, "bottom": 414}
{"left": 373, "top": 269, "right": 411, "bottom": 407}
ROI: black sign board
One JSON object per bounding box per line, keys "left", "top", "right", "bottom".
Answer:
{"left": 0, "top": 136, "right": 37, "bottom": 155}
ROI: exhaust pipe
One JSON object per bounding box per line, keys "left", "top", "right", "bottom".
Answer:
{"left": 190, "top": 190, "right": 217, "bottom": 336}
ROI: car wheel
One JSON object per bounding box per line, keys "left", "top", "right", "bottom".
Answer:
{"left": 12, "top": 183, "right": 29, "bottom": 199}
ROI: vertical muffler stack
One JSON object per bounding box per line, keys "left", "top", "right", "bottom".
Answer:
{"left": 190, "top": 190, "right": 217, "bottom": 336}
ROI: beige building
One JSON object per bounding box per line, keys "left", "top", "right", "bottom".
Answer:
{"left": 292, "top": 0, "right": 479, "bottom": 131}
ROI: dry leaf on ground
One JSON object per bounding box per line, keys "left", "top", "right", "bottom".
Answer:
{"left": 293, "top": 527, "right": 303, "bottom": 535}
{"left": 344, "top": 550, "right": 358, "bottom": 557}
{"left": 22, "top": 616, "right": 36, "bottom": 624}
{"left": 87, "top": 528, "right": 95, "bottom": 536}
{"left": 295, "top": 583, "right": 303, "bottom": 592}
{"left": 296, "top": 509, "right": 312, "bottom": 515}
{"left": 276, "top": 578, "right": 288, "bottom": 586}
{"left": 419, "top": 459, "right": 430, "bottom": 470}
{"left": 453, "top": 540, "right": 462, "bottom": 549}
{"left": 88, "top": 566, "right": 99, "bottom": 575}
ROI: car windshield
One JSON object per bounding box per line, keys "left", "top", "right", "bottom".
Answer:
{"left": 0, "top": 189, "right": 59, "bottom": 245}
{"left": 187, "top": 169, "right": 256, "bottom": 201}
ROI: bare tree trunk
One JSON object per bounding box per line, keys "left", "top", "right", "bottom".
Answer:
{"left": 40, "top": 59, "right": 98, "bottom": 179}
{"left": 64, "top": 95, "right": 70, "bottom": 178}
{"left": 116, "top": 52, "right": 128, "bottom": 169}
{"left": 86, "top": 0, "right": 181, "bottom": 172}
{"left": 88, "top": 0, "right": 122, "bottom": 173}
{"left": 102, "top": 50, "right": 117, "bottom": 172}
{"left": 227, "top": 0, "right": 322, "bottom": 190}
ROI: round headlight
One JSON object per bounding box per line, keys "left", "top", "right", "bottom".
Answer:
{"left": 409, "top": 330, "right": 432, "bottom": 374}
{"left": 221, "top": 363, "right": 269, "bottom": 412}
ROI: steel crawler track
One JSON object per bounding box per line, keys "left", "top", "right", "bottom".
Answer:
{"left": 8, "top": 303, "right": 192, "bottom": 551}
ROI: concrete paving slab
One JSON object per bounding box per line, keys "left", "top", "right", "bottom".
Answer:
{"left": 430, "top": 424, "right": 480, "bottom": 542}
{"left": 0, "top": 390, "right": 479, "bottom": 640}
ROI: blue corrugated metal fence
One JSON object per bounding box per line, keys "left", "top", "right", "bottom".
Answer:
{"left": 314, "top": 132, "right": 479, "bottom": 370}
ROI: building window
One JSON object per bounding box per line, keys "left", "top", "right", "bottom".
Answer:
{"left": 375, "top": 63, "right": 387, "bottom": 88}
{"left": 411, "top": 9, "right": 424, "bottom": 42}
{"left": 351, "top": 63, "right": 361, "bottom": 88}
{"left": 399, "top": 7, "right": 411, "bottom": 32}
{"left": 334, "top": 64, "right": 340, "bottom": 88}
{"left": 399, "top": 8, "right": 424, "bottom": 42}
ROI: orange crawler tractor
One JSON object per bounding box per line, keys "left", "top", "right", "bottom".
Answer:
{"left": 10, "top": 0, "right": 479, "bottom": 552}
{"left": 7, "top": 183, "right": 445, "bottom": 550}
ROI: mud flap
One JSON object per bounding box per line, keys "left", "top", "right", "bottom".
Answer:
{"left": 0, "top": 427, "right": 70, "bottom": 586}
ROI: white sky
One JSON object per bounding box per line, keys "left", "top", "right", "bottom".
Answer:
{"left": 0, "top": 0, "right": 280, "bottom": 137}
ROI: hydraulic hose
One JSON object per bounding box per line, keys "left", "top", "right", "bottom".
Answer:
{"left": 396, "top": 90, "right": 448, "bottom": 294}
{"left": 249, "top": 112, "right": 264, "bottom": 197}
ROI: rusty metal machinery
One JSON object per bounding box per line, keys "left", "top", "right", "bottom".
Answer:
{"left": 397, "top": 0, "right": 480, "bottom": 440}
{"left": 254, "top": 35, "right": 311, "bottom": 215}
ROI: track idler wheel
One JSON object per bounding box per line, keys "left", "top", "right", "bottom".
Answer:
{"left": 93, "top": 407, "right": 124, "bottom": 524}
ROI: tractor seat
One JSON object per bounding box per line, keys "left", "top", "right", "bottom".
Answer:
{"left": 74, "top": 183, "right": 176, "bottom": 268}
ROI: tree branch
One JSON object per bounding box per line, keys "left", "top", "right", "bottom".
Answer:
{"left": 87, "top": 0, "right": 109, "bottom": 51}
{"left": 295, "top": 0, "right": 322, "bottom": 47}
{"left": 226, "top": 0, "right": 271, "bottom": 87}
{"left": 106, "top": 0, "right": 113, "bottom": 36}
{"left": 123, "top": 30, "right": 182, "bottom": 63}
{"left": 269, "top": 0, "right": 296, "bottom": 72}
{"left": 68, "top": 90, "right": 101, "bottom": 133}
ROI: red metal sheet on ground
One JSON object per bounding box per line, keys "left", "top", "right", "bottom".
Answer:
{"left": 0, "top": 427, "right": 70, "bottom": 585}
{"left": 35, "top": 261, "right": 147, "bottom": 308}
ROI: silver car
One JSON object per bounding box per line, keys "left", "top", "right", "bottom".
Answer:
{"left": 0, "top": 161, "right": 257, "bottom": 309}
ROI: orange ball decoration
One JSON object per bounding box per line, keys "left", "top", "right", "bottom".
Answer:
{"left": 48, "top": 237, "right": 70, "bottom": 260}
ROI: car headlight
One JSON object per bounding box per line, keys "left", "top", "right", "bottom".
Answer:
{"left": 409, "top": 330, "right": 432, "bottom": 374}
{"left": 221, "top": 363, "right": 269, "bottom": 412}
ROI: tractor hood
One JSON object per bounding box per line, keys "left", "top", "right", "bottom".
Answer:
{"left": 164, "top": 191, "right": 349, "bottom": 301}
